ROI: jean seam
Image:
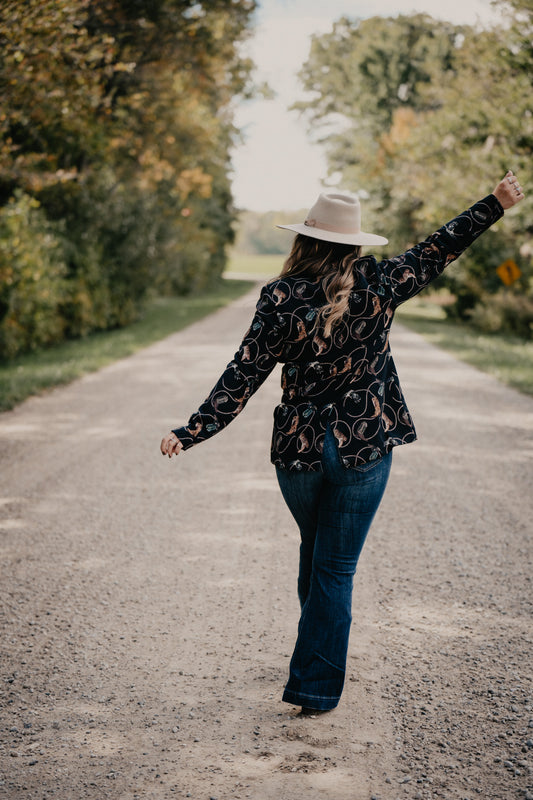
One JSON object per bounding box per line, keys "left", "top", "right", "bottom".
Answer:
{"left": 283, "top": 689, "right": 340, "bottom": 702}
{"left": 313, "top": 650, "right": 344, "bottom": 672}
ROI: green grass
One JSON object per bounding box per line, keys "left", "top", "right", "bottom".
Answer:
{"left": 396, "top": 297, "right": 533, "bottom": 396}
{"left": 225, "top": 252, "right": 284, "bottom": 279}
{"left": 0, "top": 279, "right": 254, "bottom": 412}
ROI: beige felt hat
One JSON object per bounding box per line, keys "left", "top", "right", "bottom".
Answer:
{"left": 277, "top": 192, "right": 388, "bottom": 246}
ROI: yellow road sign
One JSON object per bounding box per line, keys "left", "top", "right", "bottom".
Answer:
{"left": 497, "top": 259, "right": 521, "bottom": 286}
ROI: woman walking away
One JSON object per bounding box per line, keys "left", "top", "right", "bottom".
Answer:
{"left": 160, "top": 171, "right": 524, "bottom": 714}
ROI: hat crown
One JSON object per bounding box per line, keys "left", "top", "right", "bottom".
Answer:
{"left": 276, "top": 189, "right": 388, "bottom": 246}
{"left": 305, "top": 193, "right": 361, "bottom": 235}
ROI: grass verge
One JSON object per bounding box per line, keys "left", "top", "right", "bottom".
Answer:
{"left": 0, "top": 279, "right": 254, "bottom": 412}
{"left": 396, "top": 297, "right": 533, "bottom": 396}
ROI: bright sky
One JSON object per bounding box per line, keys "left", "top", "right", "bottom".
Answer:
{"left": 231, "top": 0, "right": 502, "bottom": 211}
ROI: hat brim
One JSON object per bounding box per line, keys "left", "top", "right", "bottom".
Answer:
{"left": 276, "top": 223, "right": 388, "bottom": 247}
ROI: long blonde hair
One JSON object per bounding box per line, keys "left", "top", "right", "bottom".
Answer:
{"left": 280, "top": 234, "right": 362, "bottom": 338}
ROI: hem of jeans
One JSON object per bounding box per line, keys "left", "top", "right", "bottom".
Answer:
{"left": 282, "top": 688, "right": 339, "bottom": 711}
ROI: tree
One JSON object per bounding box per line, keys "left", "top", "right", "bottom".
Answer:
{"left": 0, "top": 0, "right": 258, "bottom": 356}
{"left": 294, "top": 15, "right": 464, "bottom": 182}
{"left": 293, "top": 11, "right": 532, "bottom": 336}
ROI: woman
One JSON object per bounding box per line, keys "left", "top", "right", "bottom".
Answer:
{"left": 160, "top": 172, "right": 524, "bottom": 714}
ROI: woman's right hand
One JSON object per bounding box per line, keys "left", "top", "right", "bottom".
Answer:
{"left": 160, "top": 432, "right": 183, "bottom": 458}
{"left": 493, "top": 171, "right": 525, "bottom": 209}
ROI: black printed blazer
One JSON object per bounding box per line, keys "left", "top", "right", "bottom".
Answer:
{"left": 172, "top": 194, "right": 504, "bottom": 471}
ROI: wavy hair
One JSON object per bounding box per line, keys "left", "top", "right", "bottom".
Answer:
{"left": 279, "top": 234, "right": 363, "bottom": 338}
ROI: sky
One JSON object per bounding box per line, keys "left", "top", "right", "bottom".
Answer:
{"left": 231, "top": 0, "right": 503, "bottom": 212}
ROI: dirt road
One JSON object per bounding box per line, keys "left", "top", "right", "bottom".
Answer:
{"left": 1, "top": 285, "right": 532, "bottom": 800}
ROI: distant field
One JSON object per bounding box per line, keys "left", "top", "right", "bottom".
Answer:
{"left": 225, "top": 252, "right": 284, "bottom": 279}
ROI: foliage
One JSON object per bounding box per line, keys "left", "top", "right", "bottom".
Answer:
{"left": 294, "top": 8, "right": 532, "bottom": 336}
{"left": 0, "top": 192, "right": 67, "bottom": 357}
{"left": 0, "top": 0, "right": 257, "bottom": 358}
{"left": 466, "top": 290, "right": 533, "bottom": 339}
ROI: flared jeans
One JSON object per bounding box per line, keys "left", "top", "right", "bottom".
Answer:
{"left": 276, "top": 425, "right": 392, "bottom": 710}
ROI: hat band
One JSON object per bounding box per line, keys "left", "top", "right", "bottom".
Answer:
{"left": 305, "top": 218, "right": 359, "bottom": 235}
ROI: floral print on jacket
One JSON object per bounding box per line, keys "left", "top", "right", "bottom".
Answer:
{"left": 172, "top": 194, "right": 504, "bottom": 471}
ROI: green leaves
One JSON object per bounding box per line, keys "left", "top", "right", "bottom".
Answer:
{"left": 294, "top": 8, "right": 532, "bottom": 336}
{"left": 0, "top": 192, "right": 67, "bottom": 357}
{"left": 0, "top": 0, "right": 257, "bottom": 358}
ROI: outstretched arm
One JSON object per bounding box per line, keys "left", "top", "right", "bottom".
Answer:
{"left": 160, "top": 284, "right": 284, "bottom": 458}
{"left": 377, "top": 171, "right": 525, "bottom": 306}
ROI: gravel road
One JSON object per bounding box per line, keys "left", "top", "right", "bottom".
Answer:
{"left": 1, "top": 284, "right": 532, "bottom": 800}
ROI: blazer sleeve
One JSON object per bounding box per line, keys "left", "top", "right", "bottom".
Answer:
{"left": 376, "top": 194, "right": 504, "bottom": 306}
{"left": 171, "top": 284, "right": 284, "bottom": 451}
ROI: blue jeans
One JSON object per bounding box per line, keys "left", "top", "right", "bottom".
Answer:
{"left": 276, "top": 426, "right": 392, "bottom": 710}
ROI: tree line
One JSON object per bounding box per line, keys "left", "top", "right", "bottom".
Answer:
{"left": 0, "top": 0, "right": 256, "bottom": 358}
{"left": 294, "top": 0, "right": 532, "bottom": 338}
{"left": 1, "top": 1, "right": 531, "bottom": 360}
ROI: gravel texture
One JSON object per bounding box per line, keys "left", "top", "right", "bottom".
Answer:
{"left": 0, "top": 284, "right": 532, "bottom": 800}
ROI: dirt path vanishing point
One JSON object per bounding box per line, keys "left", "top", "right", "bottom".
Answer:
{"left": 1, "top": 284, "right": 532, "bottom": 800}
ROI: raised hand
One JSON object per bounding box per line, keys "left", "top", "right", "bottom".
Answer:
{"left": 493, "top": 171, "right": 525, "bottom": 210}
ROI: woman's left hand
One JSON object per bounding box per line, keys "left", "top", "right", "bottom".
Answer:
{"left": 160, "top": 432, "right": 183, "bottom": 458}
{"left": 493, "top": 171, "right": 525, "bottom": 209}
